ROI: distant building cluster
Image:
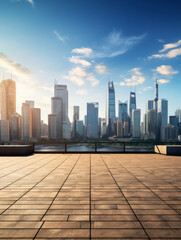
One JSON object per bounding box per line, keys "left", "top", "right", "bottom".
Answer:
{"left": 0, "top": 77, "right": 181, "bottom": 142}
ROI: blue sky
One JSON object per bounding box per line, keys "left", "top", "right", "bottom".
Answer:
{"left": 1, "top": 0, "right": 181, "bottom": 123}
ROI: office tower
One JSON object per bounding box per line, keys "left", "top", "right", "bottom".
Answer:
{"left": 84, "top": 115, "right": 87, "bottom": 138}
{"left": 106, "top": 81, "right": 115, "bottom": 136}
{"left": 51, "top": 97, "right": 62, "bottom": 140}
{"left": 87, "top": 102, "right": 99, "bottom": 139}
{"left": 100, "top": 119, "right": 106, "bottom": 137}
{"left": 41, "top": 121, "right": 48, "bottom": 137}
{"left": 73, "top": 106, "right": 79, "bottom": 137}
{"left": 175, "top": 109, "right": 181, "bottom": 122}
{"left": 30, "top": 108, "right": 41, "bottom": 139}
{"left": 146, "top": 109, "right": 157, "bottom": 139}
{"left": 146, "top": 100, "right": 153, "bottom": 111}
{"left": 169, "top": 116, "right": 179, "bottom": 127}
{"left": 118, "top": 101, "right": 128, "bottom": 122}
{"left": 21, "top": 102, "right": 31, "bottom": 140}
{"left": 132, "top": 109, "right": 141, "bottom": 138}
{"left": 48, "top": 114, "right": 56, "bottom": 139}
{"left": 0, "top": 120, "right": 9, "bottom": 142}
{"left": 62, "top": 122, "right": 71, "bottom": 139}
{"left": 153, "top": 78, "right": 159, "bottom": 138}
{"left": 11, "top": 113, "right": 21, "bottom": 140}
{"left": 54, "top": 84, "right": 68, "bottom": 122}
{"left": 158, "top": 99, "right": 168, "bottom": 129}
{"left": 129, "top": 92, "right": 136, "bottom": 119}
{"left": 25, "top": 100, "right": 34, "bottom": 108}
{"left": 117, "top": 120, "right": 123, "bottom": 138}
{"left": 75, "top": 120, "right": 84, "bottom": 137}
{"left": 0, "top": 79, "right": 16, "bottom": 121}
{"left": 161, "top": 124, "right": 178, "bottom": 142}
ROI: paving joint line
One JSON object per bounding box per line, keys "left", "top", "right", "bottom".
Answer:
{"left": 33, "top": 154, "right": 81, "bottom": 239}
{"left": 113, "top": 155, "right": 181, "bottom": 216}
{"left": 100, "top": 154, "right": 151, "bottom": 240}
{"left": 1, "top": 154, "right": 70, "bottom": 215}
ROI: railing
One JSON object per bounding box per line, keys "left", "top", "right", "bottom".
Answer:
{"left": 1, "top": 141, "right": 180, "bottom": 153}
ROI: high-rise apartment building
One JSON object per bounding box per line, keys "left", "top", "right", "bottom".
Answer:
{"left": 87, "top": 102, "right": 99, "bottom": 139}
{"left": 0, "top": 79, "right": 16, "bottom": 121}
{"left": 106, "top": 81, "right": 115, "bottom": 136}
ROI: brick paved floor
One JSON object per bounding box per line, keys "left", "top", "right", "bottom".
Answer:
{"left": 0, "top": 153, "right": 181, "bottom": 239}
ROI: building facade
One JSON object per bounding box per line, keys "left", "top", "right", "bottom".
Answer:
{"left": 87, "top": 102, "right": 99, "bottom": 139}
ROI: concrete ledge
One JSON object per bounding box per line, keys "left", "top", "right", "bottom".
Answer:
{"left": 0, "top": 145, "right": 33, "bottom": 156}
{"left": 155, "top": 145, "right": 181, "bottom": 155}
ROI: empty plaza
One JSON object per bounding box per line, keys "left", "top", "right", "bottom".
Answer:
{"left": 0, "top": 153, "right": 181, "bottom": 239}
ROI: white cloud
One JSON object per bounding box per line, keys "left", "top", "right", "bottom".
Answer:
{"left": 148, "top": 39, "right": 181, "bottom": 59}
{"left": 120, "top": 67, "right": 145, "bottom": 86}
{"left": 155, "top": 65, "right": 178, "bottom": 76}
{"left": 87, "top": 75, "right": 99, "bottom": 86}
{"left": 96, "top": 30, "right": 146, "bottom": 58}
{"left": 130, "top": 67, "right": 142, "bottom": 75}
{"left": 142, "top": 86, "right": 152, "bottom": 91}
{"left": 158, "top": 79, "right": 170, "bottom": 84}
{"left": 95, "top": 64, "right": 107, "bottom": 74}
{"left": 27, "top": 0, "right": 34, "bottom": 5}
{"left": 72, "top": 48, "right": 93, "bottom": 57}
{"left": 69, "top": 56, "right": 91, "bottom": 67}
{"left": 0, "top": 52, "right": 31, "bottom": 79}
{"left": 64, "top": 67, "right": 87, "bottom": 86}
{"left": 160, "top": 39, "right": 181, "bottom": 52}
{"left": 76, "top": 89, "right": 88, "bottom": 95}
{"left": 54, "top": 30, "right": 66, "bottom": 42}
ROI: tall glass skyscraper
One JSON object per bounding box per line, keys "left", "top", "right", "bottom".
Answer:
{"left": 158, "top": 99, "right": 168, "bottom": 126}
{"left": 87, "top": 102, "right": 99, "bottom": 139}
{"left": 129, "top": 92, "right": 136, "bottom": 119}
{"left": 106, "top": 81, "right": 115, "bottom": 136}
{"left": 54, "top": 84, "right": 68, "bottom": 122}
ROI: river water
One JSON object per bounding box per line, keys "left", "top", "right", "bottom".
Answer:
{"left": 34, "top": 144, "right": 154, "bottom": 153}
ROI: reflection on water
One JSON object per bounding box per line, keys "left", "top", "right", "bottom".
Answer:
{"left": 34, "top": 144, "right": 154, "bottom": 153}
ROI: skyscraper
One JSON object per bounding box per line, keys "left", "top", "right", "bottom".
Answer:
{"left": 11, "top": 113, "right": 21, "bottom": 140}
{"left": 146, "top": 100, "right": 153, "bottom": 111}
{"left": 73, "top": 106, "right": 79, "bottom": 138}
{"left": 21, "top": 102, "right": 31, "bottom": 140}
{"left": 51, "top": 97, "right": 62, "bottom": 140}
{"left": 25, "top": 100, "right": 34, "bottom": 108}
{"left": 153, "top": 78, "right": 159, "bottom": 139}
{"left": 158, "top": 99, "right": 168, "bottom": 127}
{"left": 30, "top": 108, "right": 41, "bottom": 139}
{"left": 48, "top": 114, "right": 56, "bottom": 140}
{"left": 87, "top": 102, "right": 99, "bottom": 139}
{"left": 129, "top": 92, "right": 136, "bottom": 119}
{"left": 118, "top": 101, "right": 128, "bottom": 122}
{"left": 106, "top": 81, "right": 115, "bottom": 136}
{"left": 54, "top": 84, "right": 68, "bottom": 122}
{"left": 169, "top": 116, "right": 179, "bottom": 127}
{"left": 146, "top": 109, "right": 157, "bottom": 139}
{"left": 0, "top": 79, "right": 16, "bottom": 121}
{"left": 132, "top": 109, "right": 141, "bottom": 138}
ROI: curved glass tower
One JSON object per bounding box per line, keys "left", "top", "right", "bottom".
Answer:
{"left": 106, "top": 81, "right": 115, "bottom": 137}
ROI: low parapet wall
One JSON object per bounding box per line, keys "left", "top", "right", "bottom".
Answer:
{"left": 155, "top": 145, "right": 181, "bottom": 155}
{"left": 0, "top": 145, "right": 33, "bottom": 156}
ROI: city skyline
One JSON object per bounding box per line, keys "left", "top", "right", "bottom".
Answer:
{"left": 1, "top": 0, "right": 181, "bottom": 123}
